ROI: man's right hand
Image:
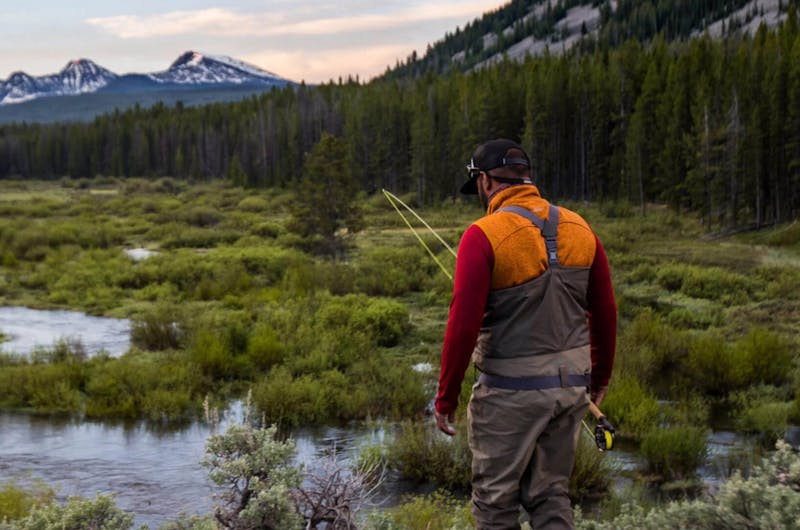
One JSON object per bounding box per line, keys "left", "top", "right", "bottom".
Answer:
{"left": 591, "top": 385, "right": 608, "bottom": 406}
{"left": 435, "top": 409, "right": 456, "bottom": 436}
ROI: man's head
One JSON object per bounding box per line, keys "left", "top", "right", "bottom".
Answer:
{"left": 462, "top": 139, "right": 532, "bottom": 204}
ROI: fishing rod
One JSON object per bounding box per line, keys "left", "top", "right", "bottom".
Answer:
{"left": 382, "top": 189, "right": 614, "bottom": 451}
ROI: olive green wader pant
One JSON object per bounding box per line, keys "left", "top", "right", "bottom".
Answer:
{"left": 468, "top": 383, "right": 588, "bottom": 530}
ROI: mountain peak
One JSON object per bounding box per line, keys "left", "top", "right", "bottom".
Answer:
{"left": 170, "top": 51, "right": 205, "bottom": 69}
{"left": 151, "top": 50, "right": 287, "bottom": 86}
{"left": 1, "top": 51, "right": 291, "bottom": 106}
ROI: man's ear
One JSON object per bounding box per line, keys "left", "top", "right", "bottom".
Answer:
{"left": 482, "top": 172, "right": 496, "bottom": 193}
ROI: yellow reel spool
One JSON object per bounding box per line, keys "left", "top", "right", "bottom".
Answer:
{"left": 594, "top": 416, "right": 615, "bottom": 452}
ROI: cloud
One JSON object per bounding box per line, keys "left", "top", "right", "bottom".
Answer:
{"left": 86, "top": 2, "right": 499, "bottom": 39}
{"left": 86, "top": 9, "right": 266, "bottom": 39}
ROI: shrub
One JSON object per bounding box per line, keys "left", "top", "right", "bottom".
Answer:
{"left": 733, "top": 327, "right": 793, "bottom": 387}
{"left": 615, "top": 309, "right": 687, "bottom": 384}
{"left": 570, "top": 433, "right": 614, "bottom": 502}
{"left": 575, "top": 441, "right": 800, "bottom": 530}
{"left": 12, "top": 494, "right": 135, "bottom": 530}
{"left": 237, "top": 196, "right": 270, "bottom": 212}
{"left": 84, "top": 356, "right": 196, "bottom": 420}
{"left": 252, "top": 367, "right": 333, "bottom": 427}
{"left": 387, "top": 421, "right": 472, "bottom": 490}
{"left": 680, "top": 267, "right": 752, "bottom": 304}
{"left": 600, "top": 376, "right": 660, "bottom": 439}
{"left": 685, "top": 330, "right": 739, "bottom": 396}
{"left": 310, "top": 294, "right": 411, "bottom": 351}
{"left": 130, "top": 303, "right": 185, "bottom": 351}
{"left": 0, "top": 362, "right": 84, "bottom": 414}
{"left": 730, "top": 386, "right": 794, "bottom": 447}
{"left": 251, "top": 221, "right": 285, "bottom": 239}
{"left": 180, "top": 206, "right": 221, "bottom": 227}
{"left": 765, "top": 221, "right": 800, "bottom": 246}
{"left": 188, "top": 329, "right": 234, "bottom": 380}
{"left": 754, "top": 264, "right": 800, "bottom": 300}
{"left": 161, "top": 227, "right": 242, "bottom": 248}
{"left": 201, "top": 423, "right": 302, "bottom": 530}
{"left": 354, "top": 247, "right": 437, "bottom": 296}
{"left": 246, "top": 324, "right": 284, "bottom": 371}
{"left": 365, "top": 491, "right": 473, "bottom": 530}
{"left": 350, "top": 298, "right": 410, "bottom": 347}
{"left": 639, "top": 426, "right": 708, "bottom": 481}
{"left": 158, "top": 515, "right": 217, "bottom": 530}
{"left": 349, "top": 358, "right": 429, "bottom": 419}
{"left": 656, "top": 263, "right": 687, "bottom": 292}
{"left": 0, "top": 478, "right": 55, "bottom": 521}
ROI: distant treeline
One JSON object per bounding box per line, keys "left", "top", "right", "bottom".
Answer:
{"left": 2, "top": 13, "right": 800, "bottom": 229}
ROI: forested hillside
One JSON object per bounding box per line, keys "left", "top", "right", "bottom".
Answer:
{"left": 1, "top": 8, "right": 800, "bottom": 229}
{"left": 384, "top": 0, "right": 782, "bottom": 78}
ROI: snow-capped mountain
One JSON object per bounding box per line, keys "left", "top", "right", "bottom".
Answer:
{"left": 0, "top": 51, "right": 291, "bottom": 106}
{"left": 0, "top": 59, "right": 117, "bottom": 104}
{"left": 148, "top": 51, "right": 288, "bottom": 86}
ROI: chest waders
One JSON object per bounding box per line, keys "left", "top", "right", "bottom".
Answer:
{"left": 476, "top": 203, "right": 590, "bottom": 393}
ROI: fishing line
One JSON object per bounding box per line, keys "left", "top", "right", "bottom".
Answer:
{"left": 381, "top": 189, "right": 455, "bottom": 281}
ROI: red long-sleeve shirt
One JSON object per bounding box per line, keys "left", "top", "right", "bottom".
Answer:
{"left": 435, "top": 225, "right": 616, "bottom": 415}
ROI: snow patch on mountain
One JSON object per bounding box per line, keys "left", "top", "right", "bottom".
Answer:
{"left": 0, "top": 59, "right": 116, "bottom": 105}
{"left": 148, "top": 51, "right": 287, "bottom": 86}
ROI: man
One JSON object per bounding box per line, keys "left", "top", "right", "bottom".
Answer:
{"left": 434, "top": 139, "right": 616, "bottom": 530}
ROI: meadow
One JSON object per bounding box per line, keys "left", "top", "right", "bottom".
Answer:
{"left": 0, "top": 177, "right": 799, "bottom": 528}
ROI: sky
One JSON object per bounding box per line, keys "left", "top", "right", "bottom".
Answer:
{"left": 1, "top": 1, "right": 503, "bottom": 83}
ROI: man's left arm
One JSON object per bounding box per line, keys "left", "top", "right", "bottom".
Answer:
{"left": 586, "top": 234, "right": 616, "bottom": 405}
{"left": 434, "top": 224, "right": 493, "bottom": 435}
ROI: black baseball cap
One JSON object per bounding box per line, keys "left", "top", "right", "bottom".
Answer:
{"left": 461, "top": 139, "right": 531, "bottom": 194}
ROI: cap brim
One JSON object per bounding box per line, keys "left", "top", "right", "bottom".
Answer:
{"left": 460, "top": 175, "right": 478, "bottom": 195}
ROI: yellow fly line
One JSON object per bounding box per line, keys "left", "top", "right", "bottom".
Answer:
{"left": 382, "top": 189, "right": 456, "bottom": 281}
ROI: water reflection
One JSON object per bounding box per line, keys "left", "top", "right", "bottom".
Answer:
{"left": 0, "top": 306, "right": 130, "bottom": 357}
{"left": 0, "top": 410, "right": 392, "bottom": 529}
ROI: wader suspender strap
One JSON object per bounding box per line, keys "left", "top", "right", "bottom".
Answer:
{"left": 478, "top": 202, "right": 590, "bottom": 391}
{"left": 495, "top": 204, "right": 560, "bottom": 267}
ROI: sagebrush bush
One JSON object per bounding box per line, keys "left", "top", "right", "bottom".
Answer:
{"left": 575, "top": 441, "right": 800, "bottom": 529}
{"left": 202, "top": 423, "right": 302, "bottom": 530}
{"left": 8, "top": 494, "right": 135, "bottom": 530}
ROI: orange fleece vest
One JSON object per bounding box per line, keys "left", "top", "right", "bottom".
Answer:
{"left": 473, "top": 185, "right": 597, "bottom": 361}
